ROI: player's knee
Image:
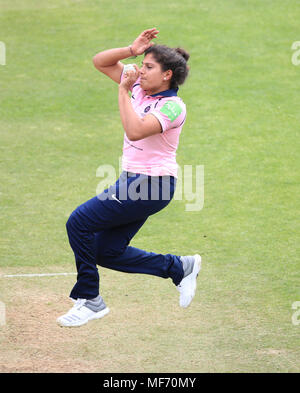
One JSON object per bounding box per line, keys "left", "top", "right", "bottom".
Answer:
{"left": 97, "top": 243, "right": 127, "bottom": 258}
{"left": 104, "top": 248, "right": 125, "bottom": 257}
{"left": 66, "top": 209, "right": 81, "bottom": 233}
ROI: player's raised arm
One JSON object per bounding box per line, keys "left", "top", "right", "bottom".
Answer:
{"left": 92, "top": 28, "right": 159, "bottom": 83}
{"left": 93, "top": 47, "right": 128, "bottom": 84}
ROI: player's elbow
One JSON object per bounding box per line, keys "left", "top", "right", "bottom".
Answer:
{"left": 125, "top": 125, "right": 146, "bottom": 142}
{"left": 130, "top": 135, "right": 143, "bottom": 142}
{"left": 92, "top": 55, "right": 98, "bottom": 67}
{"left": 125, "top": 131, "right": 141, "bottom": 142}
{"left": 125, "top": 120, "right": 159, "bottom": 141}
{"left": 92, "top": 54, "right": 105, "bottom": 72}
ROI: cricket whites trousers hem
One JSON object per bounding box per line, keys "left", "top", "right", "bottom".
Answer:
{"left": 66, "top": 171, "right": 184, "bottom": 299}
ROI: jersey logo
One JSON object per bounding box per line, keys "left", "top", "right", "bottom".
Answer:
{"left": 160, "top": 101, "right": 182, "bottom": 122}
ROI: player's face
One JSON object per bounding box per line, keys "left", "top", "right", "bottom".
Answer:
{"left": 139, "top": 53, "right": 170, "bottom": 95}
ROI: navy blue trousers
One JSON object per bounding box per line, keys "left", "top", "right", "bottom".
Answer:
{"left": 66, "top": 171, "right": 184, "bottom": 299}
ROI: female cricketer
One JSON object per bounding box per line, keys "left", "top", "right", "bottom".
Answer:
{"left": 57, "top": 28, "right": 201, "bottom": 327}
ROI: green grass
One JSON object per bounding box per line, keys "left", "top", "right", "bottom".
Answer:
{"left": 0, "top": 0, "right": 299, "bottom": 372}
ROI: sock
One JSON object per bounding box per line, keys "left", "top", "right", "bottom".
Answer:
{"left": 85, "top": 295, "right": 107, "bottom": 312}
{"left": 180, "top": 256, "right": 195, "bottom": 278}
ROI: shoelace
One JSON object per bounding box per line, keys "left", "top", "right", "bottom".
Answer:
{"left": 73, "top": 298, "right": 87, "bottom": 310}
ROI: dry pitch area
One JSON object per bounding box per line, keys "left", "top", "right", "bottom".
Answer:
{"left": 0, "top": 267, "right": 205, "bottom": 373}
{"left": 0, "top": 265, "right": 299, "bottom": 373}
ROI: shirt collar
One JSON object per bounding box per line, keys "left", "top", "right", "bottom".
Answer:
{"left": 149, "top": 88, "right": 179, "bottom": 98}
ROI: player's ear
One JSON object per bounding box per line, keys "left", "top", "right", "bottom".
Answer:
{"left": 163, "top": 69, "right": 173, "bottom": 81}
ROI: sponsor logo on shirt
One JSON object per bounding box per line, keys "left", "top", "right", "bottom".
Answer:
{"left": 160, "top": 101, "right": 182, "bottom": 122}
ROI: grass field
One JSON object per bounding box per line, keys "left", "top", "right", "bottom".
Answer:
{"left": 0, "top": 0, "right": 299, "bottom": 373}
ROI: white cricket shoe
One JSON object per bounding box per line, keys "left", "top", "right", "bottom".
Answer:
{"left": 57, "top": 297, "right": 109, "bottom": 327}
{"left": 177, "top": 254, "right": 201, "bottom": 308}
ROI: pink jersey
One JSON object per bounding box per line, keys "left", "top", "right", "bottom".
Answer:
{"left": 120, "top": 71, "right": 186, "bottom": 178}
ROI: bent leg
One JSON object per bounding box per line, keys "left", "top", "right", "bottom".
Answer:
{"left": 66, "top": 193, "right": 163, "bottom": 299}
{"left": 65, "top": 193, "right": 132, "bottom": 300}
{"left": 66, "top": 172, "right": 179, "bottom": 299}
{"left": 95, "top": 222, "right": 184, "bottom": 286}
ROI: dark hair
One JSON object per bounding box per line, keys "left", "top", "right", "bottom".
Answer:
{"left": 144, "top": 44, "right": 190, "bottom": 89}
